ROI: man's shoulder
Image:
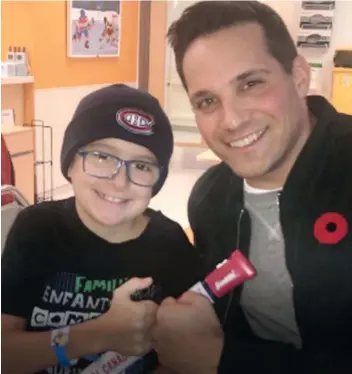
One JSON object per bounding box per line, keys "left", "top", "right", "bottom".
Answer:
{"left": 310, "top": 95, "right": 352, "bottom": 153}
{"left": 328, "top": 111, "right": 352, "bottom": 168}
{"left": 189, "top": 162, "right": 241, "bottom": 208}
{"left": 187, "top": 162, "right": 243, "bottom": 232}
{"left": 331, "top": 110, "right": 352, "bottom": 135}
{"left": 335, "top": 111, "right": 352, "bottom": 137}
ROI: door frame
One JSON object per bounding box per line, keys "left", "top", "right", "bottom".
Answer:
{"left": 137, "top": 0, "right": 151, "bottom": 91}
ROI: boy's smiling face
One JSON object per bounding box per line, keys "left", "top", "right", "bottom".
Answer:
{"left": 68, "top": 138, "right": 157, "bottom": 231}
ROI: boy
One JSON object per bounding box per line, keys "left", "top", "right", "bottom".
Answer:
{"left": 2, "top": 84, "right": 202, "bottom": 374}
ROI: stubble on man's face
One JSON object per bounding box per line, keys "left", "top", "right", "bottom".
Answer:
{"left": 183, "top": 23, "right": 311, "bottom": 189}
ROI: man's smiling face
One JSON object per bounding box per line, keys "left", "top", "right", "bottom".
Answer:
{"left": 183, "top": 23, "right": 311, "bottom": 188}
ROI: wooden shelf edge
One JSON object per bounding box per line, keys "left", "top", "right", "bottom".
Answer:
{"left": 1, "top": 76, "right": 34, "bottom": 86}
{"left": 1, "top": 124, "right": 34, "bottom": 135}
{"left": 196, "top": 149, "right": 221, "bottom": 163}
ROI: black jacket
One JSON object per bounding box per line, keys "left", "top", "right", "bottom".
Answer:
{"left": 188, "top": 96, "right": 352, "bottom": 373}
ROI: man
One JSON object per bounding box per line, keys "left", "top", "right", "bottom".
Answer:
{"left": 153, "top": 1, "right": 352, "bottom": 373}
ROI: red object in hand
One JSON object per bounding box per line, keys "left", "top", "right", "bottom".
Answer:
{"left": 205, "top": 250, "right": 257, "bottom": 298}
{"left": 314, "top": 212, "right": 348, "bottom": 245}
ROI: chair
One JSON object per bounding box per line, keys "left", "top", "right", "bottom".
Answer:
{"left": 1, "top": 135, "right": 16, "bottom": 205}
{"left": 1, "top": 185, "right": 29, "bottom": 253}
{"left": 185, "top": 226, "right": 194, "bottom": 244}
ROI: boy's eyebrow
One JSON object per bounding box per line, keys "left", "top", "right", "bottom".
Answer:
{"left": 131, "top": 155, "right": 158, "bottom": 163}
{"left": 84, "top": 143, "right": 157, "bottom": 163}
{"left": 84, "top": 143, "right": 116, "bottom": 153}
{"left": 189, "top": 68, "right": 270, "bottom": 103}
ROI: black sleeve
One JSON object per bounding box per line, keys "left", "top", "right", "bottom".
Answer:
{"left": 164, "top": 222, "right": 204, "bottom": 298}
{"left": 187, "top": 169, "right": 292, "bottom": 373}
{"left": 187, "top": 164, "right": 227, "bottom": 273}
{"left": 2, "top": 208, "right": 45, "bottom": 319}
{"left": 218, "top": 332, "right": 302, "bottom": 373}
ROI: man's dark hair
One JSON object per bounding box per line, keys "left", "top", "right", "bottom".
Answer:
{"left": 167, "top": 1, "right": 298, "bottom": 90}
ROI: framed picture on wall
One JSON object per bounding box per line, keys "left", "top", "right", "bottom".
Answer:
{"left": 67, "top": 0, "right": 121, "bottom": 58}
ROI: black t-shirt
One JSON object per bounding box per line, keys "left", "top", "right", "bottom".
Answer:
{"left": 2, "top": 197, "right": 203, "bottom": 374}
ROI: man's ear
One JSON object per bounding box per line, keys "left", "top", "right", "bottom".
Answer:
{"left": 291, "top": 55, "right": 310, "bottom": 99}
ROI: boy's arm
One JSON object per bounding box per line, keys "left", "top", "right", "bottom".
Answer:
{"left": 1, "top": 208, "right": 107, "bottom": 374}
{"left": 2, "top": 209, "right": 158, "bottom": 374}
{"left": 2, "top": 314, "right": 107, "bottom": 374}
{"left": 3, "top": 277, "right": 157, "bottom": 374}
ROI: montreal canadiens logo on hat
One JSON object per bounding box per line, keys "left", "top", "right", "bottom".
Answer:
{"left": 116, "top": 108, "right": 154, "bottom": 136}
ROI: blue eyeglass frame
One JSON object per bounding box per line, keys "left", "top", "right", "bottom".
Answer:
{"left": 77, "top": 149, "right": 163, "bottom": 188}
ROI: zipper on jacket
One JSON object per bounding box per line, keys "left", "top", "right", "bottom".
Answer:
{"left": 278, "top": 190, "right": 301, "bottom": 342}
{"left": 236, "top": 208, "right": 244, "bottom": 249}
{"left": 223, "top": 208, "right": 245, "bottom": 325}
{"left": 277, "top": 191, "right": 293, "bottom": 288}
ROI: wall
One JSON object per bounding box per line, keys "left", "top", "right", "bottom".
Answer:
{"left": 265, "top": 0, "right": 352, "bottom": 98}
{"left": 148, "top": 1, "right": 167, "bottom": 106}
{"left": 1, "top": 1, "right": 139, "bottom": 89}
{"left": 1, "top": 1, "right": 139, "bottom": 196}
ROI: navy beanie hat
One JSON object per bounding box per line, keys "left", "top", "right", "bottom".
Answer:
{"left": 60, "top": 84, "right": 174, "bottom": 196}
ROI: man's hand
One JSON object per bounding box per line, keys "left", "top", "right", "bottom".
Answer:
{"left": 97, "top": 277, "right": 158, "bottom": 356}
{"left": 153, "top": 291, "right": 224, "bottom": 374}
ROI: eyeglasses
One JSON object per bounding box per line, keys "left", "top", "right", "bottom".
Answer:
{"left": 77, "top": 150, "right": 162, "bottom": 188}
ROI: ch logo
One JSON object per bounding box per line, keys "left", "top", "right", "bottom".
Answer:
{"left": 116, "top": 108, "right": 154, "bottom": 135}
{"left": 314, "top": 212, "right": 348, "bottom": 245}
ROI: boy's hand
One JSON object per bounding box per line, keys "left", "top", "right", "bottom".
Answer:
{"left": 97, "top": 277, "right": 158, "bottom": 356}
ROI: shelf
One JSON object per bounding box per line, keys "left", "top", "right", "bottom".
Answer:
{"left": 1, "top": 124, "right": 33, "bottom": 135}
{"left": 333, "top": 67, "right": 352, "bottom": 72}
{"left": 173, "top": 128, "right": 204, "bottom": 148}
{"left": 1, "top": 76, "right": 34, "bottom": 86}
{"left": 196, "top": 149, "right": 220, "bottom": 163}
{"left": 1, "top": 72, "right": 36, "bottom": 205}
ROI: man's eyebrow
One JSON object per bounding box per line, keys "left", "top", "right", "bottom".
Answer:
{"left": 190, "top": 68, "right": 270, "bottom": 103}
{"left": 190, "top": 90, "right": 212, "bottom": 103}
{"left": 230, "top": 68, "right": 271, "bottom": 85}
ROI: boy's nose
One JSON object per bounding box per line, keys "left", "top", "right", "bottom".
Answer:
{"left": 111, "top": 166, "right": 129, "bottom": 188}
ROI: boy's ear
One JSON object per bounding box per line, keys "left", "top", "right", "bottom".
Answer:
{"left": 67, "top": 160, "right": 74, "bottom": 179}
{"left": 67, "top": 153, "right": 80, "bottom": 180}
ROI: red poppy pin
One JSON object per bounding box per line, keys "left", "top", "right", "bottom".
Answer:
{"left": 314, "top": 212, "right": 348, "bottom": 245}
